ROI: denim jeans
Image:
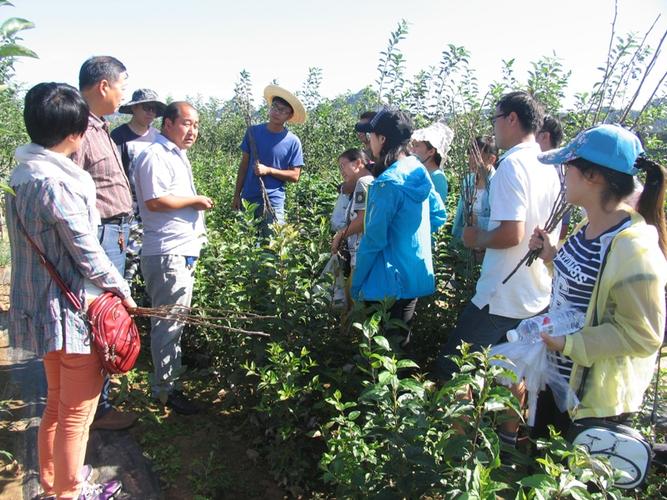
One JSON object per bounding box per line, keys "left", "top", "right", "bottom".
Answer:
{"left": 433, "top": 303, "right": 521, "bottom": 381}
{"left": 94, "top": 221, "right": 130, "bottom": 419}
{"left": 141, "top": 254, "right": 196, "bottom": 399}
{"left": 252, "top": 199, "right": 285, "bottom": 237}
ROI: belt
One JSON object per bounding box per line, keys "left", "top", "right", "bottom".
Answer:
{"left": 100, "top": 214, "right": 133, "bottom": 225}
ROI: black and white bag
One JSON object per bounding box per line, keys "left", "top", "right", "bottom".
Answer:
{"left": 567, "top": 418, "right": 651, "bottom": 489}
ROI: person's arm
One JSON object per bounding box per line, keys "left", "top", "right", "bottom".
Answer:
{"left": 463, "top": 162, "right": 527, "bottom": 249}
{"left": 528, "top": 226, "right": 558, "bottom": 263}
{"left": 351, "top": 184, "right": 398, "bottom": 299}
{"left": 255, "top": 164, "right": 301, "bottom": 183}
{"left": 428, "top": 187, "right": 447, "bottom": 232}
{"left": 462, "top": 220, "right": 524, "bottom": 249}
{"left": 43, "top": 181, "right": 132, "bottom": 302}
{"left": 255, "top": 137, "right": 304, "bottom": 184}
{"left": 233, "top": 152, "right": 250, "bottom": 210}
{"left": 331, "top": 213, "right": 365, "bottom": 254}
{"left": 146, "top": 195, "right": 213, "bottom": 212}
{"left": 543, "top": 241, "right": 666, "bottom": 365}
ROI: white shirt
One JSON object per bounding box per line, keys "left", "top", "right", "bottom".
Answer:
{"left": 472, "top": 141, "right": 561, "bottom": 318}
{"left": 134, "top": 134, "right": 207, "bottom": 256}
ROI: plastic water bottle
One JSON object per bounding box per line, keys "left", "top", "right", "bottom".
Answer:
{"left": 506, "top": 308, "right": 585, "bottom": 343}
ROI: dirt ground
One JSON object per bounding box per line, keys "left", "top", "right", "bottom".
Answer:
{"left": 0, "top": 265, "right": 287, "bottom": 499}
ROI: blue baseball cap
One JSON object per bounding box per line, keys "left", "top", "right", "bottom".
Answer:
{"left": 538, "top": 124, "right": 644, "bottom": 175}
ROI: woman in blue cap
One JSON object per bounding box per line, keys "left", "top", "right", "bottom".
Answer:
{"left": 528, "top": 124, "right": 666, "bottom": 436}
{"left": 351, "top": 109, "right": 446, "bottom": 347}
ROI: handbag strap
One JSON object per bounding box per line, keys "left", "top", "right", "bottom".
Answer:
{"left": 15, "top": 213, "right": 82, "bottom": 311}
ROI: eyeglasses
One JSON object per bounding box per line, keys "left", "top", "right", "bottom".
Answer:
{"left": 490, "top": 112, "right": 508, "bottom": 124}
{"left": 270, "top": 102, "right": 292, "bottom": 116}
{"left": 141, "top": 103, "right": 158, "bottom": 113}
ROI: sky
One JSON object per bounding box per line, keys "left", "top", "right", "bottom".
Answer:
{"left": 6, "top": 0, "right": 667, "bottom": 110}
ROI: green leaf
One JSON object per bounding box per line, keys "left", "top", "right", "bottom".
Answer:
{"left": 0, "top": 183, "right": 14, "bottom": 196}
{"left": 372, "top": 335, "right": 391, "bottom": 351}
{"left": 396, "top": 359, "right": 419, "bottom": 370}
{"left": 518, "top": 474, "right": 556, "bottom": 489}
{"left": 398, "top": 378, "right": 425, "bottom": 397}
{"left": 0, "top": 17, "right": 35, "bottom": 37}
{"left": 347, "top": 410, "right": 360, "bottom": 421}
{"left": 377, "top": 370, "right": 392, "bottom": 386}
{"left": 0, "top": 43, "right": 38, "bottom": 59}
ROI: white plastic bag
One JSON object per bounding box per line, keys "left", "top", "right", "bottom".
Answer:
{"left": 312, "top": 254, "right": 347, "bottom": 309}
{"left": 491, "top": 338, "right": 579, "bottom": 426}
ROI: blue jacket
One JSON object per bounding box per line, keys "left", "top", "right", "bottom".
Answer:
{"left": 351, "top": 155, "right": 447, "bottom": 301}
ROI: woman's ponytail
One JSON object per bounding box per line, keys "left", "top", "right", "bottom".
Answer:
{"left": 636, "top": 156, "right": 667, "bottom": 258}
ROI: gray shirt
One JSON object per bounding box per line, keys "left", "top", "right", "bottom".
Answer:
{"left": 134, "top": 134, "right": 206, "bottom": 256}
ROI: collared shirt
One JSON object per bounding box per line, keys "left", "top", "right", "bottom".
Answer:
{"left": 134, "top": 134, "right": 207, "bottom": 256}
{"left": 472, "top": 141, "right": 561, "bottom": 318}
{"left": 7, "top": 146, "right": 131, "bottom": 357}
{"left": 71, "top": 112, "right": 133, "bottom": 219}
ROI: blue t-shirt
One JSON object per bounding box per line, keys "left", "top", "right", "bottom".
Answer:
{"left": 240, "top": 123, "right": 304, "bottom": 204}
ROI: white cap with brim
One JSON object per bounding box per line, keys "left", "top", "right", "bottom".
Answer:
{"left": 538, "top": 124, "right": 643, "bottom": 175}
{"left": 411, "top": 121, "right": 455, "bottom": 168}
{"left": 264, "top": 85, "right": 307, "bottom": 124}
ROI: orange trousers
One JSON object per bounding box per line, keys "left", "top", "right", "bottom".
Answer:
{"left": 38, "top": 350, "right": 103, "bottom": 499}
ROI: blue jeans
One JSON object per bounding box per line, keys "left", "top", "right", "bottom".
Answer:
{"left": 433, "top": 303, "right": 521, "bottom": 381}
{"left": 249, "top": 198, "right": 285, "bottom": 237}
{"left": 95, "top": 221, "right": 130, "bottom": 419}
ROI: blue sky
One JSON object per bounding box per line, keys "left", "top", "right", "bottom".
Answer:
{"left": 7, "top": 0, "right": 667, "bottom": 109}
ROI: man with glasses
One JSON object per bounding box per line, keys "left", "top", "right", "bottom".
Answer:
{"left": 71, "top": 56, "right": 138, "bottom": 431}
{"left": 112, "top": 89, "right": 166, "bottom": 282}
{"left": 435, "top": 92, "right": 561, "bottom": 400}
{"left": 232, "top": 85, "right": 306, "bottom": 233}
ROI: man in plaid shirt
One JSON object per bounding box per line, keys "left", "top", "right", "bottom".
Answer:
{"left": 70, "top": 56, "right": 137, "bottom": 431}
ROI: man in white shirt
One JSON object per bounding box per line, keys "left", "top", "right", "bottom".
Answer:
{"left": 134, "top": 101, "right": 213, "bottom": 414}
{"left": 435, "top": 91, "right": 561, "bottom": 380}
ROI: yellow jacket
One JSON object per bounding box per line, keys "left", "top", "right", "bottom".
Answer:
{"left": 562, "top": 210, "right": 667, "bottom": 420}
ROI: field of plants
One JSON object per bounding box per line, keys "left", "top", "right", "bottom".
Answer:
{"left": 1, "top": 7, "right": 667, "bottom": 499}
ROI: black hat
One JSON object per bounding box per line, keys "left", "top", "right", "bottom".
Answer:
{"left": 355, "top": 108, "right": 413, "bottom": 146}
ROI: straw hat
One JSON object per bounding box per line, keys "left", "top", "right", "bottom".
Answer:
{"left": 412, "top": 121, "right": 455, "bottom": 168}
{"left": 264, "top": 85, "right": 307, "bottom": 124}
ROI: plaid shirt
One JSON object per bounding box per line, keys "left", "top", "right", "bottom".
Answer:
{"left": 70, "top": 113, "right": 133, "bottom": 219}
{"left": 7, "top": 164, "right": 131, "bottom": 356}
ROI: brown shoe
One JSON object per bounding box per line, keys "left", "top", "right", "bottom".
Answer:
{"left": 90, "top": 408, "right": 138, "bottom": 431}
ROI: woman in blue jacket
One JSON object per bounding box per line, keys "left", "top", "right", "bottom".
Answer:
{"left": 352, "top": 109, "right": 447, "bottom": 346}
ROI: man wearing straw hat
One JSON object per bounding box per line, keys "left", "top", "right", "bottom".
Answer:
{"left": 111, "top": 88, "right": 166, "bottom": 282}
{"left": 134, "top": 101, "right": 213, "bottom": 415}
{"left": 232, "top": 85, "right": 306, "bottom": 233}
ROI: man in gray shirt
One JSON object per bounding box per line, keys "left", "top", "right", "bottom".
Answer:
{"left": 134, "top": 101, "right": 213, "bottom": 414}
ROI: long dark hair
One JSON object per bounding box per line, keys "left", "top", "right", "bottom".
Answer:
{"left": 374, "top": 143, "right": 410, "bottom": 175}
{"left": 570, "top": 156, "right": 666, "bottom": 257}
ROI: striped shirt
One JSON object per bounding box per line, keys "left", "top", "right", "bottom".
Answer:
{"left": 7, "top": 146, "right": 131, "bottom": 356}
{"left": 548, "top": 217, "right": 631, "bottom": 380}
{"left": 70, "top": 112, "right": 133, "bottom": 219}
